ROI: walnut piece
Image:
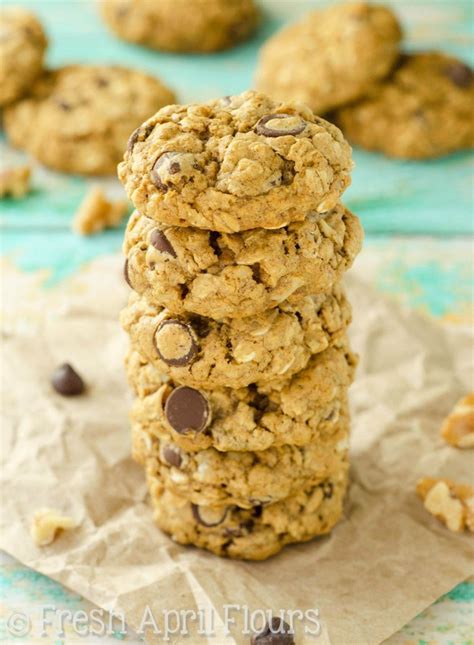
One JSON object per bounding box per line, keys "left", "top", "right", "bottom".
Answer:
{"left": 73, "top": 187, "right": 128, "bottom": 235}
{"left": 0, "top": 165, "right": 31, "bottom": 197}
{"left": 441, "top": 393, "right": 474, "bottom": 448}
{"left": 31, "top": 508, "right": 78, "bottom": 546}
{"left": 417, "top": 478, "right": 474, "bottom": 533}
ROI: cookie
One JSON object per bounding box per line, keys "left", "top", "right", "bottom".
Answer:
{"left": 4, "top": 65, "right": 176, "bottom": 175}
{"left": 146, "top": 470, "right": 348, "bottom": 559}
{"left": 133, "top": 420, "right": 349, "bottom": 508}
{"left": 126, "top": 342, "right": 356, "bottom": 452}
{"left": 334, "top": 52, "right": 474, "bottom": 159}
{"left": 118, "top": 91, "right": 353, "bottom": 232}
{"left": 123, "top": 204, "right": 363, "bottom": 319}
{"left": 100, "top": 0, "right": 259, "bottom": 53}
{"left": 255, "top": 2, "right": 401, "bottom": 114}
{"left": 121, "top": 286, "right": 351, "bottom": 388}
{"left": 0, "top": 7, "right": 47, "bottom": 106}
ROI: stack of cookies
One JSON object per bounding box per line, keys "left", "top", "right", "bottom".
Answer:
{"left": 119, "top": 91, "right": 363, "bottom": 560}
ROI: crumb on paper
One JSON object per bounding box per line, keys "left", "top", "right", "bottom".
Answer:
{"left": 416, "top": 477, "right": 474, "bottom": 533}
{"left": 441, "top": 393, "right": 474, "bottom": 448}
{"left": 73, "top": 187, "right": 129, "bottom": 235}
{"left": 0, "top": 165, "right": 31, "bottom": 198}
{"left": 31, "top": 508, "right": 78, "bottom": 546}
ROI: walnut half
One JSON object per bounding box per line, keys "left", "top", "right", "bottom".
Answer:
{"left": 441, "top": 393, "right": 474, "bottom": 448}
{"left": 31, "top": 508, "right": 78, "bottom": 546}
{"left": 417, "top": 478, "right": 474, "bottom": 533}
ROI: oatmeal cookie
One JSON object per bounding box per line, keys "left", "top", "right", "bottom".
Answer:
{"left": 99, "top": 0, "right": 259, "bottom": 53}
{"left": 123, "top": 204, "right": 363, "bottom": 319}
{"left": 4, "top": 65, "right": 175, "bottom": 175}
{"left": 334, "top": 52, "right": 474, "bottom": 159}
{"left": 255, "top": 2, "right": 401, "bottom": 114}
{"left": 146, "top": 470, "right": 349, "bottom": 559}
{"left": 121, "top": 286, "right": 351, "bottom": 388}
{"left": 118, "top": 91, "right": 353, "bottom": 232}
{"left": 0, "top": 7, "right": 47, "bottom": 106}
{"left": 126, "top": 343, "right": 356, "bottom": 452}
{"left": 133, "top": 420, "right": 349, "bottom": 508}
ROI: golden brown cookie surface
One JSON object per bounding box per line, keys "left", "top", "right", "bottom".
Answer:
{"left": 334, "top": 52, "right": 474, "bottom": 159}
{"left": 100, "top": 0, "right": 259, "bottom": 53}
{"left": 5, "top": 65, "right": 176, "bottom": 175}
{"left": 0, "top": 7, "right": 47, "bottom": 106}
{"left": 123, "top": 204, "right": 363, "bottom": 319}
{"left": 118, "top": 91, "right": 353, "bottom": 231}
{"left": 256, "top": 2, "right": 401, "bottom": 114}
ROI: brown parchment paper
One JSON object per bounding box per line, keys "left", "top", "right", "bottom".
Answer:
{"left": 0, "top": 254, "right": 473, "bottom": 645}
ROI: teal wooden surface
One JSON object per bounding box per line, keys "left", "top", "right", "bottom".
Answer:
{"left": 1, "top": 0, "right": 474, "bottom": 250}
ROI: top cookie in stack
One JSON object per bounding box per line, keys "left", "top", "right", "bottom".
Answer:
{"left": 119, "top": 91, "right": 353, "bottom": 232}
{"left": 119, "top": 91, "right": 363, "bottom": 559}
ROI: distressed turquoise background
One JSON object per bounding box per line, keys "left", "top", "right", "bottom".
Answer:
{"left": 1, "top": 0, "right": 474, "bottom": 285}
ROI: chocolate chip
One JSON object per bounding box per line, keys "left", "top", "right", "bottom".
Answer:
{"left": 154, "top": 319, "right": 199, "bottom": 367}
{"left": 191, "top": 504, "right": 228, "bottom": 527}
{"left": 162, "top": 445, "right": 183, "bottom": 468}
{"left": 251, "top": 618, "right": 295, "bottom": 645}
{"left": 123, "top": 259, "right": 132, "bottom": 287}
{"left": 251, "top": 263, "right": 262, "bottom": 283}
{"left": 445, "top": 62, "right": 473, "bottom": 88}
{"left": 224, "top": 519, "right": 254, "bottom": 538}
{"left": 51, "top": 363, "right": 85, "bottom": 396}
{"left": 208, "top": 231, "right": 222, "bottom": 257}
{"left": 255, "top": 114, "right": 307, "bottom": 138}
{"left": 188, "top": 315, "right": 211, "bottom": 338}
{"left": 250, "top": 392, "right": 272, "bottom": 423}
{"left": 127, "top": 123, "right": 154, "bottom": 153}
{"left": 150, "top": 152, "right": 198, "bottom": 191}
{"left": 164, "top": 386, "right": 210, "bottom": 434}
{"left": 149, "top": 229, "right": 177, "bottom": 257}
{"left": 96, "top": 77, "right": 109, "bottom": 88}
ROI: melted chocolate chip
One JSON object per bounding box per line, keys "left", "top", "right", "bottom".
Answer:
{"left": 251, "top": 263, "right": 262, "bottom": 283}
{"left": 154, "top": 319, "right": 199, "bottom": 367}
{"left": 127, "top": 123, "right": 154, "bottom": 153}
{"left": 445, "top": 62, "right": 473, "bottom": 88}
{"left": 51, "top": 363, "right": 85, "bottom": 396}
{"left": 251, "top": 618, "right": 295, "bottom": 645}
{"left": 209, "top": 231, "right": 222, "bottom": 257}
{"left": 250, "top": 392, "right": 270, "bottom": 423}
{"left": 150, "top": 152, "right": 193, "bottom": 191}
{"left": 123, "top": 259, "right": 132, "bottom": 287}
{"left": 96, "top": 77, "right": 109, "bottom": 88}
{"left": 162, "top": 445, "right": 183, "bottom": 468}
{"left": 191, "top": 504, "right": 228, "bottom": 527}
{"left": 180, "top": 284, "right": 190, "bottom": 300}
{"left": 188, "top": 315, "right": 211, "bottom": 338}
{"left": 150, "top": 229, "right": 176, "bottom": 257}
{"left": 255, "top": 113, "right": 307, "bottom": 138}
{"left": 164, "top": 386, "right": 210, "bottom": 434}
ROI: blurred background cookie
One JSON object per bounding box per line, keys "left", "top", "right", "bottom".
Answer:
{"left": 0, "top": 6, "right": 47, "bottom": 106}
{"left": 255, "top": 1, "right": 402, "bottom": 114}
{"left": 99, "top": 0, "right": 260, "bottom": 53}
{"left": 333, "top": 52, "right": 474, "bottom": 159}
{"left": 4, "top": 64, "right": 176, "bottom": 175}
